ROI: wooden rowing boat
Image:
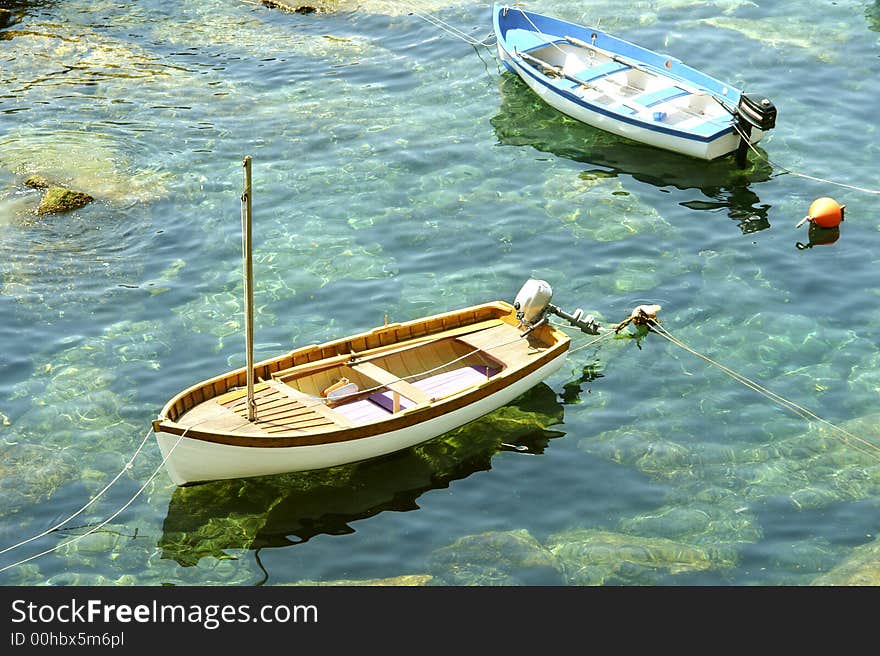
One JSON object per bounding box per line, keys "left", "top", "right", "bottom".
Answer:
{"left": 492, "top": 3, "right": 776, "bottom": 162}
{"left": 153, "top": 161, "right": 608, "bottom": 486}
{"left": 153, "top": 299, "right": 570, "bottom": 486}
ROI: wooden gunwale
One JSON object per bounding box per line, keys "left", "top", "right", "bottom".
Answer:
{"left": 272, "top": 318, "right": 504, "bottom": 384}
{"left": 159, "top": 303, "right": 514, "bottom": 424}
{"left": 155, "top": 324, "right": 568, "bottom": 448}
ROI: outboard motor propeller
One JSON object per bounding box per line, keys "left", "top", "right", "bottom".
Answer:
{"left": 733, "top": 92, "right": 777, "bottom": 168}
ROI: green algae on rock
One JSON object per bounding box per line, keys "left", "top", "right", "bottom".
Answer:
{"left": 24, "top": 174, "right": 49, "bottom": 189}
{"left": 262, "top": 1, "right": 319, "bottom": 13}
{"left": 36, "top": 187, "right": 94, "bottom": 215}
{"left": 0, "top": 443, "right": 78, "bottom": 519}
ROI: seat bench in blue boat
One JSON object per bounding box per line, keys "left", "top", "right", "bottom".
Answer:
{"left": 574, "top": 60, "right": 630, "bottom": 83}
{"left": 633, "top": 86, "right": 689, "bottom": 107}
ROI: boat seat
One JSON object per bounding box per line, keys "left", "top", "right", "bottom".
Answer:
{"left": 677, "top": 114, "right": 733, "bottom": 137}
{"left": 573, "top": 60, "right": 629, "bottom": 83}
{"left": 260, "top": 378, "right": 358, "bottom": 427}
{"left": 332, "top": 365, "right": 500, "bottom": 423}
{"left": 349, "top": 360, "right": 432, "bottom": 406}
{"left": 615, "top": 103, "right": 640, "bottom": 115}
{"left": 332, "top": 398, "right": 392, "bottom": 424}
{"left": 412, "top": 365, "right": 498, "bottom": 399}
{"left": 366, "top": 366, "right": 500, "bottom": 413}
{"left": 633, "top": 86, "right": 689, "bottom": 107}
{"left": 508, "top": 29, "right": 565, "bottom": 54}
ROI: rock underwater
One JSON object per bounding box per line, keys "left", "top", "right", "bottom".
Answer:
{"left": 811, "top": 534, "right": 880, "bottom": 586}
{"left": 36, "top": 187, "right": 94, "bottom": 216}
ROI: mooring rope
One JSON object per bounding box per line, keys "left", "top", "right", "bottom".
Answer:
{"left": 409, "top": 10, "right": 495, "bottom": 48}
{"left": 564, "top": 328, "right": 616, "bottom": 354}
{"left": 407, "top": 1, "right": 496, "bottom": 49}
{"left": 0, "top": 426, "right": 156, "bottom": 558}
{"left": 647, "top": 320, "right": 880, "bottom": 463}
{"left": 733, "top": 123, "right": 880, "bottom": 196}
{"left": 0, "top": 421, "right": 200, "bottom": 574}
{"left": 507, "top": 5, "right": 570, "bottom": 59}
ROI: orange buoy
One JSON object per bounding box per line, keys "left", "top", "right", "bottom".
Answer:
{"left": 796, "top": 197, "right": 845, "bottom": 229}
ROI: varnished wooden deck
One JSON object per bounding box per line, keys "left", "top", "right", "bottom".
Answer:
{"left": 216, "top": 381, "right": 350, "bottom": 435}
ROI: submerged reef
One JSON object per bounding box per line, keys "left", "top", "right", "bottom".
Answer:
{"left": 812, "top": 534, "right": 880, "bottom": 585}
{"left": 0, "top": 443, "right": 77, "bottom": 520}
{"left": 428, "top": 529, "right": 565, "bottom": 585}
{"left": 424, "top": 524, "right": 737, "bottom": 586}
{"left": 284, "top": 574, "right": 433, "bottom": 586}
{"left": 547, "top": 528, "right": 735, "bottom": 585}
{"left": 580, "top": 411, "right": 880, "bottom": 510}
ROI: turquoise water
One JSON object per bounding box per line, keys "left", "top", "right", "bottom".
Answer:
{"left": 1, "top": 0, "right": 879, "bottom": 586}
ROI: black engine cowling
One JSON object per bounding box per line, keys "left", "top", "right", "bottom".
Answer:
{"left": 736, "top": 93, "right": 777, "bottom": 131}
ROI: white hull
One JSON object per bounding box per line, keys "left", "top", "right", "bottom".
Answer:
{"left": 155, "top": 353, "right": 566, "bottom": 485}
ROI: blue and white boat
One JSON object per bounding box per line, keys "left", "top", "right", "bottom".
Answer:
{"left": 492, "top": 3, "right": 776, "bottom": 162}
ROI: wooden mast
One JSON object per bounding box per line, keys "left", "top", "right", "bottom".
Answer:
{"left": 241, "top": 156, "right": 256, "bottom": 422}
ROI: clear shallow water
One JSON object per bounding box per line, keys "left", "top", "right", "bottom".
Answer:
{"left": 1, "top": 0, "right": 879, "bottom": 586}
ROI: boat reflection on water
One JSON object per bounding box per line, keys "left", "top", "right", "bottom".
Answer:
{"left": 491, "top": 74, "right": 774, "bottom": 234}
{"left": 159, "top": 383, "right": 564, "bottom": 567}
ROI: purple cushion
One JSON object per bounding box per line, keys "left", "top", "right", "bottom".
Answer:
{"left": 333, "top": 366, "right": 500, "bottom": 422}
{"left": 411, "top": 365, "right": 497, "bottom": 398}
{"left": 368, "top": 390, "right": 417, "bottom": 413}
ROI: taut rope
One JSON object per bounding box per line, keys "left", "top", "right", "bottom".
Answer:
{"left": 0, "top": 426, "right": 155, "bottom": 559}
{"left": 732, "top": 122, "right": 880, "bottom": 196}
{"left": 645, "top": 319, "right": 880, "bottom": 463}
{"left": 0, "top": 420, "right": 201, "bottom": 574}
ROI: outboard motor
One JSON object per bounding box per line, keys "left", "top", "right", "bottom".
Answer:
{"left": 513, "top": 279, "right": 601, "bottom": 335}
{"left": 737, "top": 93, "right": 777, "bottom": 131}
{"left": 513, "top": 279, "right": 553, "bottom": 329}
{"left": 733, "top": 92, "right": 777, "bottom": 167}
